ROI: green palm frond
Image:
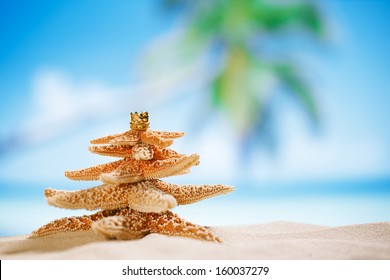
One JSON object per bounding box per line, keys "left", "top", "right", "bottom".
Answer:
{"left": 148, "top": 0, "right": 326, "bottom": 147}
{"left": 273, "top": 63, "right": 318, "bottom": 122}
{"left": 251, "top": 1, "right": 324, "bottom": 35}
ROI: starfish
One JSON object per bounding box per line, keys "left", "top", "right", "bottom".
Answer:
{"left": 45, "top": 181, "right": 177, "bottom": 213}
{"left": 45, "top": 179, "right": 234, "bottom": 212}
{"left": 89, "top": 112, "right": 184, "bottom": 148}
{"left": 30, "top": 207, "right": 221, "bottom": 242}
{"left": 88, "top": 144, "right": 184, "bottom": 160}
{"left": 65, "top": 154, "right": 200, "bottom": 184}
{"left": 90, "top": 130, "right": 184, "bottom": 148}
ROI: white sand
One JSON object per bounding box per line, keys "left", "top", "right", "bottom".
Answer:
{"left": 0, "top": 222, "right": 389, "bottom": 259}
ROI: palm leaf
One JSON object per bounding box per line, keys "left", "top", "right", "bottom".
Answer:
{"left": 273, "top": 63, "right": 318, "bottom": 122}
{"left": 251, "top": 1, "right": 324, "bottom": 36}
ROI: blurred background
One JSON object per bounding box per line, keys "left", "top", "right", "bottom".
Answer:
{"left": 0, "top": 0, "right": 389, "bottom": 236}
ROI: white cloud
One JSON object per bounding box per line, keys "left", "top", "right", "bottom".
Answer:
{"left": 21, "top": 69, "right": 128, "bottom": 144}
{"left": 14, "top": 65, "right": 208, "bottom": 147}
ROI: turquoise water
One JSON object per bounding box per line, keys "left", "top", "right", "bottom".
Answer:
{"left": 1, "top": 179, "right": 389, "bottom": 236}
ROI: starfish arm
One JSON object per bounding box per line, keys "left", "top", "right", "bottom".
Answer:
{"left": 99, "top": 158, "right": 142, "bottom": 184}
{"left": 45, "top": 182, "right": 177, "bottom": 213}
{"left": 92, "top": 210, "right": 220, "bottom": 242}
{"left": 148, "top": 211, "right": 221, "bottom": 242}
{"left": 109, "top": 131, "right": 140, "bottom": 146}
{"left": 65, "top": 159, "right": 124, "bottom": 181}
{"left": 99, "top": 154, "right": 200, "bottom": 184}
{"left": 91, "top": 131, "right": 141, "bottom": 146}
{"left": 88, "top": 144, "right": 154, "bottom": 160}
{"left": 152, "top": 147, "right": 185, "bottom": 160}
{"left": 142, "top": 154, "right": 200, "bottom": 179}
{"left": 148, "top": 130, "right": 184, "bottom": 139}
{"left": 173, "top": 169, "right": 191, "bottom": 175}
{"left": 153, "top": 180, "right": 235, "bottom": 205}
{"left": 31, "top": 216, "right": 93, "bottom": 238}
{"left": 30, "top": 209, "right": 122, "bottom": 238}
{"left": 88, "top": 145, "right": 133, "bottom": 158}
{"left": 90, "top": 133, "right": 122, "bottom": 144}
{"left": 141, "top": 131, "right": 174, "bottom": 148}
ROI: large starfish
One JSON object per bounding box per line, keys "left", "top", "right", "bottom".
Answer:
{"left": 45, "top": 179, "right": 234, "bottom": 212}
{"left": 30, "top": 207, "right": 221, "bottom": 242}
{"left": 65, "top": 154, "right": 199, "bottom": 184}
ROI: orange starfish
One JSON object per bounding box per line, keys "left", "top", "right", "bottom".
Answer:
{"left": 90, "top": 112, "right": 184, "bottom": 148}
{"left": 30, "top": 207, "right": 221, "bottom": 242}
{"left": 65, "top": 154, "right": 200, "bottom": 184}
{"left": 88, "top": 143, "right": 183, "bottom": 160}
{"left": 45, "top": 179, "right": 234, "bottom": 212}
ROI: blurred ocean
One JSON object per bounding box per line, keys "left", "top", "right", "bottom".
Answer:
{"left": 1, "top": 178, "right": 389, "bottom": 237}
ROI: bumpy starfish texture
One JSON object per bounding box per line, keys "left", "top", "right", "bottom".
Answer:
{"left": 64, "top": 159, "right": 123, "bottom": 181}
{"left": 152, "top": 180, "right": 235, "bottom": 205}
{"left": 30, "top": 209, "right": 121, "bottom": 238}
{"left": 31, "top": 208, "right": 221, "bottom": 242}
{"left": 44, "top": 179, "right": 234, "bottom": 212}
{"left": 45, "top": 181, "right": 177, "bottom": 213}
{"left": 93, "top": 210, "right": 220, "bottom": 242}
{"left": 90, "top": 130, "right": 184, "bottom": 148}
{"left": 88, "top": 111, "right": 184, "bottom": 147}
{"left": 65, "top": 154, "right": 200, "bottom": 184}
{"left": 100, "top": 154, "right": 200, "bottom": 184}
{"left": 88, "top": 144, "right": 184, "bottom": 159}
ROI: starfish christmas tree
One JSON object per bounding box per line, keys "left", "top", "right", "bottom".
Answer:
{"left": 31, "top": 112, "right": 234, "bottom": 242}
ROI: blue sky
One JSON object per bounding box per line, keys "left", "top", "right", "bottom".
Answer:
{"left": 0, "top": 0, "right": 390, "bottom": 235}
{"left": 0, "top": 0, "right": 389, "bottom": 184}
{"left": 1, "top": 0, "right": 165, "bottom": 128}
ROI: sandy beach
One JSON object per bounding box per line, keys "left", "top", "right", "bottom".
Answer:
{"left": 1, "top": 221, "right": 389, "bottom": 259}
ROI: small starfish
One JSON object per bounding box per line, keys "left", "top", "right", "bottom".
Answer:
{"left": 31, "top": 208, "right": 221, "bottom": 242}
{"left": 88, "top": 144, "right": 184, "bottom": 160}
{"left": 89, "top": 112, "right": 184, "bottom": 148}
{"left": 90, "top": 130, "right": 184, "bottom": 148}
{"left": 45, "top": 179, "right": 234, "bottom": 212}
{"left": 65, "top": 154, "right": 200, "bottom": 184}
